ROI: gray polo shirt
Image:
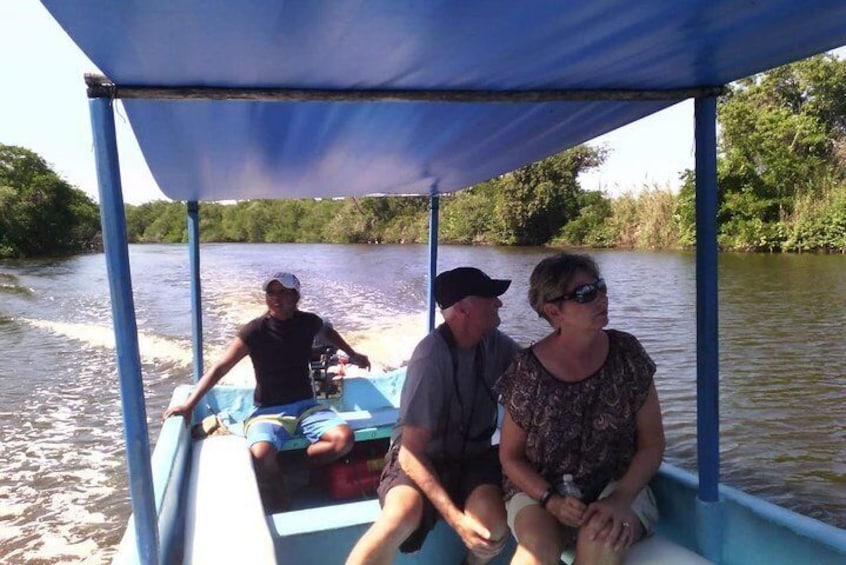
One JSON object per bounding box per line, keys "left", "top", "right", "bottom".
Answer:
{"left": 393, "top": 328, "right": 519, "bottom": 460}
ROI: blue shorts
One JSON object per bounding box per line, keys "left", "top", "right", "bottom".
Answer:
{"left": 244, "top": 399, "right": 347, "bottom": 451}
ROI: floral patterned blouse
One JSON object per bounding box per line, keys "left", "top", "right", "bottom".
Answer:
{"left": 495, "top": 329, "right": 655, "bottom": 503}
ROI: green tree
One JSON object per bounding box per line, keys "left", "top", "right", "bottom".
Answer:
{"left": 142, "top": 202, "right": 187, "bottom": 242}
{"left": 441, "top": 180, "right": 500, "bottom": 244}
{"left": 296, "top": 199, "right": 344, "bottom": 242}
{"left": 717, "top": 55, "right": 846, "bottom": 249}
{"left": 666, "top": 54, "right": 846, "bottom": 252}
{"left": 0, "top": 144, "right": 101, "bottom": 258}
{"left": 492, "top": 145, "right": 606, "bottom": 245}
{"left": 126, "top": 201, "right": 178, "bottom": 242}
{"left": 554, "top": 190, "right": 613, "bottom": 247}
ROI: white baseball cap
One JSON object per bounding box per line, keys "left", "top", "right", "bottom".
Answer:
{"left": 262, "top": 271, "right": 301, "bottom": 293}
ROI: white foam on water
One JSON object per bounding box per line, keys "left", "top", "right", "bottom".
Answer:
{"left": 342, "top": 310, "right": 440, "bottom": 370}
{"left": 0, "top": 500, "right": 28, "bottom": 519}
{"left": 208, "top": 289, "right": 267, "bottom": 330}
{"left": 22, "top": 530, "right": 100, "bottom": 564}
{"left": 4, "top": 290, "right": 428, "bottom": 562}
{"left": 220, "top": 356, "right": 257, "bottom": 386}
{"left": 0, "top": 357, "right": 127, "bottom": 565}
{"left": 18, "top": 317, "right": 196, "bottom": 370}
{"left": 0, "top": 521, "right": 25, "bottom": 546}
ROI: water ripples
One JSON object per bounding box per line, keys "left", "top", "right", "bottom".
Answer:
{"left": 0, "top": 245, "right": 844, "bottom": 563}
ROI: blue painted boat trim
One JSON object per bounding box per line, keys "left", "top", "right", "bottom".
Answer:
{"left": 427, "top": 194, "right": 440, "bottom": 333}
{"left": 150, "top": 406, "right": 192, "bottom": 563}
{"left": 187, "top": 201, "right": 204, "bottom": 382}
{"left": 654, "top": 464, "right": 846, "bottom": 564}
{"left": 89, "top": 97, "right": 159, "bottom": 564}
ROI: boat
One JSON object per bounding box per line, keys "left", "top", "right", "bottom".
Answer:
{"left": 39, "top": 2, "right": 846, "bottom": 564}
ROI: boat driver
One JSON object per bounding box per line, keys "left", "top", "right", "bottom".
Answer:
{"left": 162, "top": 271, "right": 370, "bottom": 510}
{"left": 347, "top": 267, "right": 520, "bottom": 565}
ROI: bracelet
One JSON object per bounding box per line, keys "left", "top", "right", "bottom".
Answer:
{"left": 538, "top": 486, "right": 555, "bottom": 509}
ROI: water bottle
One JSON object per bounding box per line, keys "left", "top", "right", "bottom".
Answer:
{"left": 557, "top": 473, "right": 582, "bottom": 499}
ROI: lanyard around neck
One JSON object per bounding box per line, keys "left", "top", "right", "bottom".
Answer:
{"left": 436, "top": 323, "right": 497, "bottom": 455}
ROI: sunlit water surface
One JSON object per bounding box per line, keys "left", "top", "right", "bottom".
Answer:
{"left": 0, "top": 244, "right": 843, "bottom": 563}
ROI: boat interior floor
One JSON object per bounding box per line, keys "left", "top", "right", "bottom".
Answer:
{"left": 265, "top": 436, "right": 390, "bottom": 515}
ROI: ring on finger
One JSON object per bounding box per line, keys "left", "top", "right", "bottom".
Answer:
{"left": 622, "top": 521, "right": 630, "bottom": 529}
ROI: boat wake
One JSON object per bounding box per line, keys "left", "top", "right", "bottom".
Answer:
{"left": 0, "top": 310, "right": 428, "bottom": 562}
{"left": 341, "top": 311, "right": 435, "bottom": 372}
{"left": 18, "top": 318, "right": 199, "bottom": 373}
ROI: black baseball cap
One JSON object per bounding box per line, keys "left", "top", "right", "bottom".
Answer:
{"left": 434, "top": 267, "right": 511, "bottom": 309}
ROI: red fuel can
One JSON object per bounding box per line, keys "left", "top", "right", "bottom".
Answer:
{"left": 325, "top": 456, "right": 383, "bottom": 499}
{"left": 319, "top": 439, "right": 389, "bottom": 500}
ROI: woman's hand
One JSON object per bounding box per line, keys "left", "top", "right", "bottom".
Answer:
{"left": 546, "top": 494, "right": 587, "bottom": 528}
{"left": 581, "top": 494, "right": 638, "bottom": 551}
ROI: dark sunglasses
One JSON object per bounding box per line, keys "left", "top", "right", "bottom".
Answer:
{"left": 547, "top": 278, "right": 607, "bottom": 304}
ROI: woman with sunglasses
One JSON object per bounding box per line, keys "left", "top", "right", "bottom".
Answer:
{"left": 496, "top": 252, "right": 665, "bottom": 565}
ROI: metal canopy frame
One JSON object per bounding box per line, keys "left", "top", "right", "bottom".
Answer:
{"left": 84, "top": 72, "right": 724, "bottom": 103}
{"left": 87, "top": 83, "right": 721, "bottom": 564}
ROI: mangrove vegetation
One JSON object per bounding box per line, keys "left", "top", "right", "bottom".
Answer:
{"left": 0, "top": 145, "right": 101, "bottom": 258}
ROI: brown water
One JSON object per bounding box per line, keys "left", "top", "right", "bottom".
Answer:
{"left": 0, "top": 244, "right": 843, "bottom": 563}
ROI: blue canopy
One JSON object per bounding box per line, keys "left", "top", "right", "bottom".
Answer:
{"left": 42, "top": 1, "right": 846, "bottom": 201}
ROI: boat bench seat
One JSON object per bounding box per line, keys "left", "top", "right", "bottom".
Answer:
{"left": 269, "top": 500, "right": 712, "bottom": 565}
{"left": 272, "top": 498, "right": 382, "bottom": 536}
{"left": 561, "top": 534, "right": 712, "bottom": 564}
{"left": 184, "top": 435, "right": 276, "bottom": 564}
{"left": 268, "top": 499, "right": 384, "bottom": 562}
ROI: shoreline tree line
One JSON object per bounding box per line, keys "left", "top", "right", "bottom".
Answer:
{"left": 2, "top": 54, "right": 845, "bottom": 259}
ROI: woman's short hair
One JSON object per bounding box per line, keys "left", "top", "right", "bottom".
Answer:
{"left": 528, "top": 252, "right": 600, "bottom": 321}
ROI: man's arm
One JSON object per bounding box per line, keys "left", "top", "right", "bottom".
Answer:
{"left": 162, "top": 337, "right": 249, "bottom": 421}
{"left": 323, "top": 326, "right": 370, "bottom": 369}
{"left": 398, "top": 426, "right": 498, "bottom": 555}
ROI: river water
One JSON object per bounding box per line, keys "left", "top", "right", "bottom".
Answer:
{"left": 0, "top": 244, "right": 844, "bottom": 563}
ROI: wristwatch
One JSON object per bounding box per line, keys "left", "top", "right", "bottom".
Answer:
{"left": 539, "top": 486, "right": 555, "bottom": 509}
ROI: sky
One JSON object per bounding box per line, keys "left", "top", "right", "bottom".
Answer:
{"left": 1, "top": 3, "right": 843, "bottom": 205}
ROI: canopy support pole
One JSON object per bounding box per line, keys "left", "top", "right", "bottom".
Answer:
{"left": 89, "top": 97, "right": 159, "bottom": 565}
{"left": 694, "top": 96, "right": 722, "bottom": 562}
{"left": 187, "top": 201, "right": 204, "bottom": 381}
{"left": 427, "top": 193, "right": 440, "bottom": 332}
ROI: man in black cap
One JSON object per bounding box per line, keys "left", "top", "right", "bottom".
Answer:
{"left": 348, "top": 267, "right": 519, "bottom": 565}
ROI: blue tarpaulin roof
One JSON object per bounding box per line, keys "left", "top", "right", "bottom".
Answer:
{"left": 42, "top": 1, "right": 846, "bottom": 201}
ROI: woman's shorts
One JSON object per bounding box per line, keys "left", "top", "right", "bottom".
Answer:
{"left": 506, "top": 481, "right": 659, "bottom": 540}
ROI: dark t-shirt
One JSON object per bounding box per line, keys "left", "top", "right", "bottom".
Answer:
{"left": 495, "top": 329, "right": 655, "bottom": 502}
{"left": 393, "top": 328, "right": 520, "bottom": 460}
{"left": 238, "top": 311, "right": 324, "bottom": 406}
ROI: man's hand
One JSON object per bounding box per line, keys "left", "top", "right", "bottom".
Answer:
{"left": 450, "top": 514, "right": 505, "bottom": 559}
{"left": 348, "top": 351, "right": 371, "bottom": 370}
{"left": 162, "top": 403, "right": 192, "bottom": 423}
